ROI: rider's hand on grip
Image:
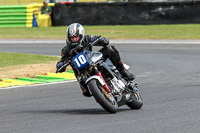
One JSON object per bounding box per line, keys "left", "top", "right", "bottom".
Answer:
{"left": 91, "top": 36, "right": 98, "bottom": 43}
{"left": 89, "top": 35, "right": 101, "bottom": 46}
{"left": 56, "top": 61, "right": 68, "bottom": 73}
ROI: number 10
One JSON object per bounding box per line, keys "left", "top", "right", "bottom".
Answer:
{"left": 74, "top": 55, "right": 87, "bottom": 67}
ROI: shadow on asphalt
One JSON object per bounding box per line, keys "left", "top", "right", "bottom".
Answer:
{"left": 20, "top": 108, "right": 131, "bottom": 115}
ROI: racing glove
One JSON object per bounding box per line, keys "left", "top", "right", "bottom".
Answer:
{"left": 56, "top": 61, "right": 66, "bottom": 73}
{"left": 91, "top": 36, "right": 109, "bottom": 47}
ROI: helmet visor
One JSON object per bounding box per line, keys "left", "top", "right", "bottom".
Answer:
{"left": 70, "top": 36, "right": 80, "bottom": 42}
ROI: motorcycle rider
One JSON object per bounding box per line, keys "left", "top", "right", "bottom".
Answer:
{"left": 56, "top": 23, "right": 135, "bottom": 96}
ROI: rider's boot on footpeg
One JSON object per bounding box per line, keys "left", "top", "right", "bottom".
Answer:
{"left": 117, "top": 62, "right": 135, "bottom": 81}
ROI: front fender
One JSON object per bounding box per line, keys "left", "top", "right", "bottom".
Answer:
{"left": 85, "top": 75, "right": 105, "bottom": 86}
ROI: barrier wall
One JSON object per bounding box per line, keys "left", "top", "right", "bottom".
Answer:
{"left": 0, "top": 5, "right": 32, "bottom": 27}
{"left": 52, "top": 1, "right": 200, "bottom": 25}
{"left": 0, "top": 0, "right": 44, "bottom": 5}
{"left": 0, "top": 3, "right": 55, "bottom": 27}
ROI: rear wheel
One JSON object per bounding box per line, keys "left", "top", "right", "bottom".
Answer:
{"left": 88, "top": 79, "right": 118, "bottom": 113}
{"left": 126, "top": 90, "right": 143, "bottom": 109}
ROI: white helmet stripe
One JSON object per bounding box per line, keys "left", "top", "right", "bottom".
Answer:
{"left": 69, "top": 23, "right": 77, "bottom": 36}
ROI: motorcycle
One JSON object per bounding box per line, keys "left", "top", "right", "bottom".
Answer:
{"left": 57, "top": 36, "right": 143, "bottom": 113}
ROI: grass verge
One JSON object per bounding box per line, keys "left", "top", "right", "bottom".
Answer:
{"left": 0, "top": 52, "right": 59, "bottom": 67}
{"left": 1, "top": 24, "right": 200, "bottom": 39}
{"left": 0, "top": 52, "right": 60, "bottom": 79}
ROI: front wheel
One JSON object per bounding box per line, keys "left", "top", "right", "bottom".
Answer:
{"left": 87, "top": 79, "right": 118, "bottom": 113}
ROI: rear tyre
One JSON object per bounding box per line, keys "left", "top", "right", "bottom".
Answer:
{"left": 126, "top": 91, "right": 143, "bottom": 109}
{"left": 88, "top": 79, "right": 118, "bottom": 113}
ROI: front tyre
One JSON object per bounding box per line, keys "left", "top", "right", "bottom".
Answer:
{"left": 88, "top": 79, "right": 118, "bottom": 113}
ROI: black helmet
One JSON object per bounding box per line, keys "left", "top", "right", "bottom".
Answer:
{"left": 66, "top": 23, "right": 85, "bottom": 46}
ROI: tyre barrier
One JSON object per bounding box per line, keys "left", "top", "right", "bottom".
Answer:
{"left": 0, "top": 70, "right": 76, "bottom": 88}
{"left": 0, "top": 3, "right": 55, "bottom": 27}
{"left": 0, "top": 5, "right": 32, "bottom": 27}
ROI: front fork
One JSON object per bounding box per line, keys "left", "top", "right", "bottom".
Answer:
{"left": 94, "top": 67, "right": 111, "bottom": 93}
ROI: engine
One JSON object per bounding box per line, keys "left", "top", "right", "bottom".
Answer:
{"left": 111, "top": 77, "right": 126, "bottom": 95}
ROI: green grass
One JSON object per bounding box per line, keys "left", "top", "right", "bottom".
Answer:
{"left": 0, "top": 52, "right": 59, "bottom": 67}
{"left": 86, "top": 24, "right": 200, "bottom": 39}
{"left": 1, "top": 24, "right": 200, "bottom": 39}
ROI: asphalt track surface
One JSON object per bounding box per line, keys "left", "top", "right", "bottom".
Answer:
{"left": 0, "top": 40, "right": 200, "bottom": 133}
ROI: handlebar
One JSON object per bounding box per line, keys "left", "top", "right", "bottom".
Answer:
{"left": 69, "top": 35, "right": 101, "bottom": 55}
{"left": 69, "top": 44, "right": 84, "bottom": 56}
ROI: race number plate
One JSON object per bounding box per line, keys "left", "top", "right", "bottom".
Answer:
{"left": 73, "top": 53, "right": 88, "bottom": 70}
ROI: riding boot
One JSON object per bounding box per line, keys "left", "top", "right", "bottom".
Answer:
{"left": 116, "top": 62, "right": 135, "bottom": 81}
